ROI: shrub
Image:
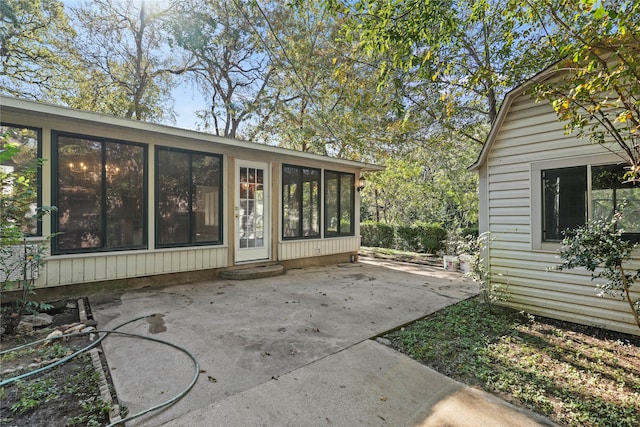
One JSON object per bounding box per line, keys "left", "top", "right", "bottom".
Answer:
{"left": 360, "top": 221, "right": 395, "bottom": 248}
{"left": 414, "top": 222, "right": 446, "bottom": 253}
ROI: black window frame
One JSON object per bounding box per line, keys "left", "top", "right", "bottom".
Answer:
{"left": 541, "top": 163, "right": 640, "bottom": 243}
{"left": 155, "top": 146, "right": 224, "bottom": 248}
{"left": 0, "top": 123, "right": 43, "bottom": 237}
{"left": 52, "top": 131, "right": 148, "bottom": 254}
{"left": 324, "top": 170, "right": 355, "bottom": 237}
{"left": 282, "top": 164, "right": 321, "bottom": 240}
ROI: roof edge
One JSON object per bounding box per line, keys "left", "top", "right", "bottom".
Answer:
{"left": 468, "top": 62, "right": 561, "bottom": 172}
{"left": 0, "top": 95, "right": 385, "bottom": 172}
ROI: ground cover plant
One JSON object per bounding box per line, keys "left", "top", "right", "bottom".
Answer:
{"left": 0, "top": 300, "right": 117, "bottom": 426}
{"left": 385, "top": 296, "right": 640, "bottom": 427}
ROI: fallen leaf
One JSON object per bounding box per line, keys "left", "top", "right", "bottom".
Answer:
{"left": 380, "top": 396, "right": 387, "bottom": 401}
{"left": 208, "top": 376, "right": 217, "bottom": 383}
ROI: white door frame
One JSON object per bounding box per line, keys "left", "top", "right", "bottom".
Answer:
{"left": 235, "top": 160, "right": 270, "bottom": 263}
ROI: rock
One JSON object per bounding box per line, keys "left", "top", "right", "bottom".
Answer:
{"left": 376, "top": 337, "right": 392, "bottom": 346}
{"left": 16, "top": 322, "right": 34, "bottom": 335}
{"left": 20, "top": 313, "right": 53, "bottom": 328}
{"left": 64, "top": 323, "right": 86, "bottom": 334}
{"left": 43, "top": 329, "right": 64, "bottom": 345}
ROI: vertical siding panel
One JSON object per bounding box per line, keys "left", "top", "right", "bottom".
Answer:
{"left": 94, "top": 257, "right": 107, "bottom": 281}
{"left": 155, "top": 253, "right": 164, "bottom": 274}
{"left": 195, "top": 250, "right": 203, "bottom": 270}
{"left": 126, "top": 255, "right": 137, "bottom": 277}
{"left": 106, "top": 257, "right": 117, "bottom": 280}
{"left": 72, "top": 259, "right": 84, "bottom": 283}
{"left": 58, "top": 259, "right": 73, "bottom": 285}
{"left": 83, "top": 258, "right": 96, "bottom": 282}
{"left": 46, "top": 260, "right": 60, "bottom": 286}
{"left": 145, "top": 254, "right": 154, "bottom": 275}
{"left": 187, "top": 250, "right": 196, "bottom": 270}
{"left": 117, "top": 255, "right": 128, "bottom": 278}
{"left": 171, "top": 252, "right": 180, "bottom": 272}
{"left": 163, "top": 253, "right": 172, "bottom": 273}
{"left": 136, "top": 254, "right": 146, "bottom": 276}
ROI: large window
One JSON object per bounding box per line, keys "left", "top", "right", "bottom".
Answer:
{"left": 282, "top": 165, "right": 320, "bottom": 239}
{"left": 156, "top": 147, "right": 222, "bottom": 247}
{"left": 542, "top": 163, "right": 639, "bottom": 242}
{"left": 54, "top": 133, "right": 147, "bottom": 253}
{"left": 0, "top": 124, "right": 41, "bottom": 236}
{"left": 324, "top": 171, "right": 354, "bottom": 237}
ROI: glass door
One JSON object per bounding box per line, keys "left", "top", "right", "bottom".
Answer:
{"left": 235, "top": 161, "right": 270, "bottom": 262}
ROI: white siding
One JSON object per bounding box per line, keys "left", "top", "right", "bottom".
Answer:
{"left": 37, "top": 247, "right": 228, "bottom": 288}
{"left": 486, "top": 92, "right": 640, "bottom": 336}
{"left": 278, "top": 236, "right": 360, "bottom": 261}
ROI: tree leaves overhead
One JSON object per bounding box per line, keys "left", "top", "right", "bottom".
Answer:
{"left": 61, "top": 0, "right": 188, "bottom": 122}
{"left": 0, "top": 0, "right": 76, "bottom": 99}
{"left": 527, "top": 0, "right": 640, "bottom": 182}
{"left": 168, "top": 0, "right": 275, "bottom": 138}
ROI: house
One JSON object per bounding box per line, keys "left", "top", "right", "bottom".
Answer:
{"left": 0, "top": 96, "right": 383, "bottom": 294}
{"left": 469, "top": 67, "right": 640, "bottom": 336}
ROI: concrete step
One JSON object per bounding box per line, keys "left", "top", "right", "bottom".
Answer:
{"left": 220, "top": 264, "right": 284, "bottom": 280}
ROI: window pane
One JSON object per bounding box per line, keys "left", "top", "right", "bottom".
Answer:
{"left": 340, "top": 174, "right": 354, "bottom": 235}
{"left": 592, "top": 164, "right": 640, "bottom": 235}
{"left": 0, "top": 125, "right": 39, "bottom": 235}
{"left": 157, "top": 150, "right": 190, "bottom": 245}
{"left": 325, "top": 172, "right": 339, "bottom": 234}
{"left": 542, "top": 166, "right": 587, "bottom": 241}
{"left": 302, "top": 168, "right": 320, "bottom": 237}
{"left": 282, "top": 166, "right": 300, "bottom": 237}
{"left": 57, "top": 137, "right": 103, "bottom": 250}
{"left": 106, "top": 142, "right": 145, "bottom": 247}
{"left": 193, "top": 154, "right": 221, "bottom": 243}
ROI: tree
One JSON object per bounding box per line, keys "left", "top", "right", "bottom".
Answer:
{"left": 0, "top": 0, "right": 76, "bottom": 99}
{"left": 251, "top": 1, "right": 405, "bottom": 162}
{"left": 320, "top": 0, "right": 549, "bottom": 145}
{"left": 62, "top": 0, "right": 188, "bottom": 122}
{"left": 169, "top": 0, "right": 276, "bottom": 138}
{"left": 527, "top": 0, "right": 640, "bottom": 182}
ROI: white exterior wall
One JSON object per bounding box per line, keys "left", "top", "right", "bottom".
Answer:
{"left": 485, "top": 93, "right": 640, "bottom": 336}
{"left": 278, "top": 236, "right": 360, "bottom": 261}
{"left": 2, "top": 97, "right": 376, "bottom": 290}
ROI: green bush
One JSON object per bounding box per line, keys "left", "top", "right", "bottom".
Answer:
{"left": 460, "top": 226, "right": 479, "bottom": 238}
{"left": 396, "top": 224, "right": 420, "bottom": 252}
{"left": 360, "top": 221, "right": 395, "bottom": 248}
{"left": 360, "top": 221, "right": 445, "bottom": 253}
{"left": 414, "top": 222, "right": 446, "bottom": 253}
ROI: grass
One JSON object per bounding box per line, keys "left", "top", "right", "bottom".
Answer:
{"left": 386, "top": 297, "right": 640, "bottom": 427}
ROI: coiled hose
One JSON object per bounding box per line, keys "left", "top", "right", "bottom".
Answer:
{"left": 0, "top": 314, "right": 200, "bottom": 426}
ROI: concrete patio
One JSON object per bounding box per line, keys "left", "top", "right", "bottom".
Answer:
{"left": 89, "top": 257, "right": 557, "bottom": 426}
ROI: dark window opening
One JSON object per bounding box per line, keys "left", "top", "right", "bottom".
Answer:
{"left": 282, "top": 165, "right": 320, "bottom": 239}
{"left": 324, "top": 171, "right": 354, "bottom": 237}
{"left": 53, "top": 133, "right": 147, "bottom": 253}
{"left": 156, "top": 147, "right": 222, "bottom": 247}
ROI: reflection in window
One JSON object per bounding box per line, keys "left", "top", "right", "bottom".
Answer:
{"left": 542, "top": 164, "right": 639, "bottom": 242}
{"left": 592, "top": 164, "right": 640, "bottom": 240}
{"left": 282, "top": 165, "right": 320, "bottom": 239}
{"left": 156, "top": 148, "right": 222, "bottom": 247}
{"left": 54, "top": 134, "right": 146, "bottom": 253}
{"left": 542, "top": 166, "right": 587, "bottom": 241}
{"left": 325, "top": 171, "right": 354, "bottom": 236}
{"left": 0, "top": 124, "right": 41, "bottom": 236}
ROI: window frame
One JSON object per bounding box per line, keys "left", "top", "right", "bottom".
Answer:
{"left": 0, "top": 123, "right": 43, "bottom": 237}
{"left": 532, "top": 154, "right": 639, "bottom": 250}
{"left": 323, "top": 170, "right": 355, "bottom": 237}
{"left": 281, "top": 164, "right": 321, "bottom": 240}
{"left": 155, "top": 146, "right": 224, "bottom": 248}
{"left": 52, "top": 131, "right": 148, "bottom": 254}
